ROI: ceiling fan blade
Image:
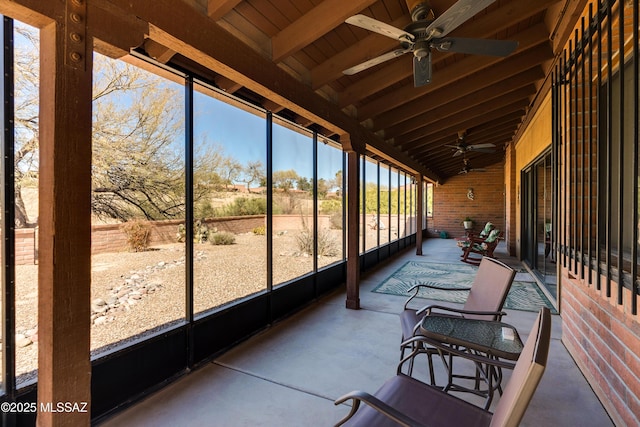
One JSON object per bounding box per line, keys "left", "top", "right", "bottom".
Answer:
{"left": 345, "top": 15, "right": 414, "bottom": 42}
{"left": 468, "top": 143, "right": 496, "bottom": 149}
{"left": 343, "top": 48, "right": 411, "bottom": 75}
{"left": 444, "top": 144, "right": 460, "bottom": 149}
{"left": 469, "top": 148, "right": 495, "bottom": 154}
{"left": 424, "top": 0, "right": 496, "bottom": 39}
{"left": 452, "top": 150, "right": 463, "bottom": 157}
{"left": 413, "top": 55, "right": 432, "bottom": 87}
{"left": 432, "top": 37, "right": 518, "bottom": 57}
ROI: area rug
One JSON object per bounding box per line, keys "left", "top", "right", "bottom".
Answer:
{"left": 373, "top": 261, "right": 557, "bottom": 313}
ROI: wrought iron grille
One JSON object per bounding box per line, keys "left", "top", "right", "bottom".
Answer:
{"left": 553, "top": 0, "right": 639, "bottom": 313}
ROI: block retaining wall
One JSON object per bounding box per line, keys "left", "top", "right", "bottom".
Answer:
{"left": 14, "top": 214, "right": 340, "bottom": 264}
{"left": 14, "top": 216, "right": 267, "bottom": 264}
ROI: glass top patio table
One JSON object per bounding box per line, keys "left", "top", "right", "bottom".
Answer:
{"left": 419, "top": 315, "right": 524, "bottom": 360}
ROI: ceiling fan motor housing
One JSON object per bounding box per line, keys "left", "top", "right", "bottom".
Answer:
{"left": 414, "top": 40, "right": 430, "bottom": 59}
{"left": 406, "top": 0, "right": 432, "bottom": 21}
{"left": 404, "top": 20, "right": 439, "bottom": 59}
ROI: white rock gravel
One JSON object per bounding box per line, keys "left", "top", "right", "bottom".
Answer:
{"left": 9, "top": 231, "right": 343, "bottom": 386}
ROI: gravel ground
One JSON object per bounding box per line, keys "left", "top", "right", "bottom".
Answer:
{"left": 10, "top": 230, "right": 344, "bottom": 386}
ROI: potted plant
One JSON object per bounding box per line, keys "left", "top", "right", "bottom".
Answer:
{"left": 462, "top": 217, "right": 474, "bottom": 229}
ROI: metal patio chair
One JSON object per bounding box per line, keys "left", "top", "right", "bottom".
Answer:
{"left": 399, "top": 257, "right": 515, "bottom": 387}
{"left": 334, "top": 308, "right": 551, "bottom": 427}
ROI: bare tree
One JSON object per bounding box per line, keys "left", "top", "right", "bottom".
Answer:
{"left": 13, "top": 24, "right": 251, "bottom": 224}
{"left": 239, "top": 160, "right": 265, "bottom": 192}
{"left": 220, "top": 157, "right": 242, "bottom": 190}
{"left": 13, "top": 24, "right": 40, "bottom": 227}
{"left": 91, "top": 53, "right": 186, "bottom": 221}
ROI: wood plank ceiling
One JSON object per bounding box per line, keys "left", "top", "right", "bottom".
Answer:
{"left": 153, "top": 0, "right": 566, "bottom": 182}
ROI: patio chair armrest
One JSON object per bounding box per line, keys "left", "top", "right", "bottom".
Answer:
{"left": 334, "top": 390, "right": 427, "bottom": 427}
{"left": 404, "top": 284, "right": 471, "bottom": 310}
{"left": 416, "top": 305, "right": 506, "bottom": 319}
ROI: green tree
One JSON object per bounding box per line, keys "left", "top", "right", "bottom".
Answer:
{"left": 272, "top": 169, "right": 299, "bottom": 191}
{"left": 317, "top": 178, "right": 329, "bottom": 198}
{"left": 296, "top": 176, "right": 312, "bottom": 192}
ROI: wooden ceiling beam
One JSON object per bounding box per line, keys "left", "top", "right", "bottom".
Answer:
{"left": 271, "top": 0, "right": 377, "bottom": 63}
{"left": 214, "top": 75, "right": 242, "bottom": 93}
{"left": 338, "top": 55, "right": 413, "bottom": 108}
{"left": 0, "top": 0, "right": 59, "bottom": 27}
{"left": 408, "top": 116, "right": 524, "bottom": 159}
{"left": 398, "top": 99, "right": 529, "bottom": 149}
{"left": 383, "top": 81, "right": 537, "bottom": 140}
{"left": 548, "top": 0, "right": 589, "bottom": 54}
{"left": 208, "top": 0, "right": 242, "bottom": 21}
{"left": 407, "top": 119, "right": 522, "bottom": 159}
{"left": 372, "top": 64, "right": 545, "bottom": 132}
{"left": 415, "top": 128, "right": 517, "bottom": 164}
{"left": 396, "top": 90, "right": 533, "bottom": 147}
{"left": 465, "top": 121, "right": 521, "bottom": 142}
{"left": 89, "top": 1, "right": 149, "bottom": 59}
{"left": 262, "top": 99, "right": 285, "bottom": 113}
{"left": 389, "top": 85, "right": 535, "bottom": 144}
{"left": 143, "top": 39, "right": 176, "bottom": 63}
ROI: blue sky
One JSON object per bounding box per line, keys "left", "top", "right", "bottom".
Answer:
{"left": 193, "top": 91, "right": 342, "bottom": 181}
{"left": 13, "top": 19, "right": 343, "bottom": 184}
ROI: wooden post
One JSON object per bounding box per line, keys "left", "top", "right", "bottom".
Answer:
{"left": 37, "top": 4, "right": 92, "bottom": 425}
{"left": 416, "top": 174, "right": 423, "bottom": 256}
{"left": 342, "top": 136, "right": 360, "bottom": 309}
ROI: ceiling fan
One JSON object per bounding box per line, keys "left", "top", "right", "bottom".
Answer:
{"left": 445, "top": 130, "right": 496, "bottom": 157}
{"left": 459, "top": 157, "right": 486, "bottom": 174}
{"left": 343, "top": 0, "right": 518, "bottom": 87}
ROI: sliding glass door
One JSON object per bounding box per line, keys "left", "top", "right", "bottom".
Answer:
{"left": 522, "top": 151, "right": 556, "bottom": 301}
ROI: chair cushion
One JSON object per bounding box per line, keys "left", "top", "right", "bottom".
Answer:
{"left": 480, "top": 222, "right": 493, "bottom": 237}
{"left": 484, "top": 229, "right": 500, "bottom": 243}
{"left": 341, "top": 374, "right": 492, "bottom": 427}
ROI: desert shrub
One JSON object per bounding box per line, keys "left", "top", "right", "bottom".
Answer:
{"left": 194, "top": 199, "right": 215, "bottom": 219}
{"left": 210, "top": 232, "right": 236, "bottom": 245}
{"left": 121, "top": 220, "right": 151, "bottom": 252}
{"left": 329, "top": 212, "right": 343, "bottom": 230}
{"left": 295, "top": 228, "right": 339, "bottom": 257}
{"left": 176, "top": 224, "right": 186, "bottom": 242}
{"left": 194, "top": 219, "right": 210, "bottom": 243}
{"left": 272, "top": 193, "right": 301, "bottom": 215}
{"left": 215, "top": 197, "right": 266, "bottom": 216}
{"left": 176, "top": 219, "right": 213, "bottom": 243}
{"left": 320, "top": 199, "right": 341, "bottom": 214}
{"left": 253, "top": 225, "right": 266, "bottom": 235}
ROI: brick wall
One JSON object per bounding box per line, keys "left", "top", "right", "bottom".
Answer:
{"left": 429, "top": 162, "right": 505, "bottom": 239}
{"left": 561, "top": 268, "right": 640, "bottom": 427}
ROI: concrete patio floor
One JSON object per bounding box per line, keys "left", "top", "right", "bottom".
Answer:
{"left": 99, "top": 238, "right": 614, "bottom": 426}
